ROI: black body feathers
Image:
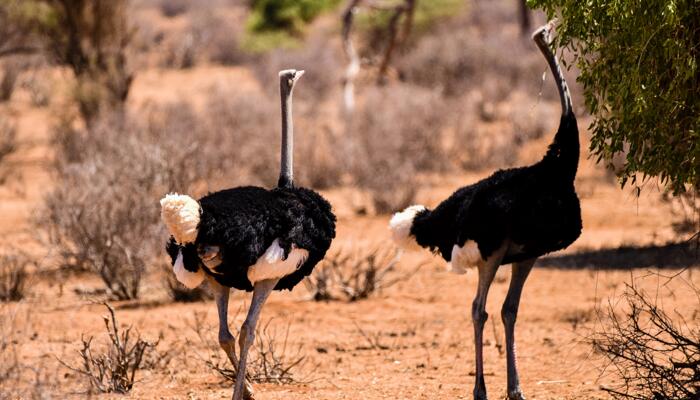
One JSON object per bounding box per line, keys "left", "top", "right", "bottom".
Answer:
{"left": 411, "top": 113, "right": 582, "bottom": 264}
{"left": 166, "top": 186, "right": 336, "bottom": 291}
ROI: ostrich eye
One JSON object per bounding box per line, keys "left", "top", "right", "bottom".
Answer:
{"left": 197, "top": 244, "right": 220, "bottom": 261}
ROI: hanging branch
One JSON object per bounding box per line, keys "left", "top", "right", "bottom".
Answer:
{"left": 341, "top": 0, "right": 362, "bottom": 116}
{"left": 518, "top": 0, "right": 531, "bottom": 36}
{"left": 399, "top": 0, "right": 416, "bottom": 45}
{"left": 341, "top": 0, "right": 417, "bottom": 91}
{"left": 376, "top": 2, "right": 408, "bottom": 84}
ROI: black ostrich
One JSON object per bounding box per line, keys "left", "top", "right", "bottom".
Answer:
{"left": 160, "top": 70, "right": 336, "bottom": 400}
{"left": 389, "top": 22, "right": 581, "bottom": 400}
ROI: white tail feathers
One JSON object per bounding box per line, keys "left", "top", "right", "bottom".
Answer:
{"left": 389, "top": 205, "right": 426, "bottom": 250}
{"left": 247, "top": 239, "right": 309, "bottom": 283}
{"left": 160, "top": 193, "right": 201, "bottom": 245}
{"left": 448, "top": 241, "right": 482, "bottom": 274}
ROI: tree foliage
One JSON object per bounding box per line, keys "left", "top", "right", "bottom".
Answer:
{"left": 529, "top": 0, "right": 700, "bottom": 193}
{"left": 0, "top": 0, "right": 133, "bottom": 124}
{"left": 248, "top": 0, "right": 341, "bottom": 34}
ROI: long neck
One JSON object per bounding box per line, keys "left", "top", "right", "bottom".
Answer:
{"left": 535, "top": 30, "right": 579, "bottom": 181}
{"left": 278, "top": 82, "right": 294, "bottom": 188}
{"left": 535, "top": 37, "right": 572, "bottom": 117}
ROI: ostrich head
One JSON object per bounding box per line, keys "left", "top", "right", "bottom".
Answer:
{"left": 160, "top": 193, "right": 212, "bottom": 288}
{"left": 389, "top": 205, "right": 426, "bottom": 250}
{"left": 532, "top": 18, "right": 556, "bottom": 45}
{"left": 279, "top": 69, "right": 305, "bottom": 93}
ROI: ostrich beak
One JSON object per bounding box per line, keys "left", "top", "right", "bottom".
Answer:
{"left": 292, "top": 70, "right": 305, "bottom": 82}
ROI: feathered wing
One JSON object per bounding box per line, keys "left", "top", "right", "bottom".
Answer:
{"left": 191, "top": 186, "right": 335, "bottom": 291}
{"left": 274, "top": 187, "right": 336, "bottom": 290}
{"left": 191, "top": 187, "right": 285, "bottom": 290}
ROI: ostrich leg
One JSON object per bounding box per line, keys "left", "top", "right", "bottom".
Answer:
{"left": 233, "top": 279, "right": 279, "bottom": 400}
{"left": 501, "top": 258, "right": 536, "bottom": 400}
{"left": 211, "top": 279, "right": 255, "bottom": 399}
{"left": 472, "top": 244, "right": 507, "bottom": 400}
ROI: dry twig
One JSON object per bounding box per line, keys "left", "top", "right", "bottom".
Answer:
{"left": 591, "top": 284, "right": 699, "bottom": 399}
{"left": 59, "top": 303, "right": 156, "bottom": 393}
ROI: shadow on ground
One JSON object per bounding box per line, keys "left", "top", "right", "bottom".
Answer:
{"left": 538, "top": 241, "right": 700, "bottom": 269}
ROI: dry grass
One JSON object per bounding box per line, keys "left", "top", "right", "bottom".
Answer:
{"left": 0, "top": 306, "right": 22, "bottom": 391}
{"left": 189, "top": 311, "right": 309, "bottom": 385}
{"left": 592, "top": 283, "right": 699, "bottom": 399}
{"left": 0, "top": 119, "right": 16, "bottom": 165}
{"left": 0, "top": 250, "right": 31, "bottom": 302}
{"left": 0, "top": 305, "right": 57, "bottom": 399}
{"left": 59, "top": 303, "right": 157, "bottom": 394}
{"left": 305, "top": 244, "right": 421, "bottom": 302}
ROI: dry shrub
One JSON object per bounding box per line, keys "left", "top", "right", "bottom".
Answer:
{"left": 0, "top": 251, "right": 31, "bottom": 302}
{"left": 451, "top": 97, "right": 518, "bottom": 170}
{"left": 305, "top": 244, "right": 419, "bottom": 301}
{"left": 0, "top": 119, "right": 16, "bottom": 164}
{"left": 163, "top": 10, "right": 245, "bottom": 68}
{"left": 159, "top": 0, "right": 189, "bottom": 17}
{"left": 190, "top": 311, "right": 308, "bottom": 385}
{"left": 398, "top": 29, "right": 544, "bottom": 100}
{"left": 395, "top": 0, "right": 554, "bottom": 103}
{"left": 294, "top": 116, "right": 346, "bottom": 189}
{"left": 592, "top": 283, "right": 699, "bottom": 399}
{"left": 204, "top": 87, "right": 279, "bottom": 186}
{"left": 161, "top": 31, "right": 198, "bottom": 69}
{"left": 42, "top": 110, "right": 204, "bottom": 300}
{"left": 60, "top": 303, "right": 157, "bottom": 394}
{"left": 197, "top": 12, "right": 245, "bottom": 66}
{"left": 352, "top": 83, "right": 447, "bottom": 212}
{"left": 0, "top": 61, "right": 20, "bottom": 102}
{"left": 23, "top": 75, "right": 51, "bottom": 107}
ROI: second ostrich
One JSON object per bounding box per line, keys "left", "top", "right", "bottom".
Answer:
{"left": 160, "top": 70, "right": 336, "bottom": 400}
{"left": 389, "top": 22, "right": 581, "bottom": 400}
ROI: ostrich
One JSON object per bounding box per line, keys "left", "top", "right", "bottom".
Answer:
{"left": 160, "top": 70, "right": 336, "bottom": 400}
{"left": 389, "top": 22, "right": 581, "bottom": 400}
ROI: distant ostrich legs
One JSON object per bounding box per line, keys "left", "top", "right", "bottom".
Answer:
{"left": 389, "top": 22, "right": 581, "bottom": 400}
{"left": 160, "top": 70, "right": 336, "bottom": 400}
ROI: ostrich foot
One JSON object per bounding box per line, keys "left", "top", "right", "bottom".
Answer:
{"left": 506, "top": 389, "right": 526, "bottom": 400}
{"left": 220, "top": 340, "right": 255, "bottom": 399}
